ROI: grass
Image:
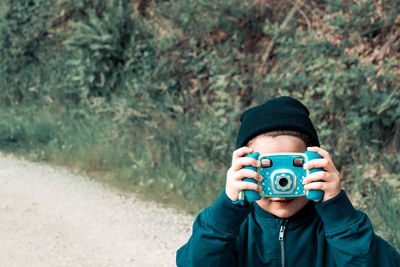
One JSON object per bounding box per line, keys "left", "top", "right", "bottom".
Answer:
{"left": 0, "top": 104, "right": 399, "bottom": 250}
{"left": 0, "top": 105, "right": 224, "bottom": 214}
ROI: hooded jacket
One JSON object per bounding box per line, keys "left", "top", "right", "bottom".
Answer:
{"left": 177, "top": 190, "right": 400, "bottom": 267}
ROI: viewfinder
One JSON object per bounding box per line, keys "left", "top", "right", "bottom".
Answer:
{"left": 293, "top": 158, "right": 304, "bottom": 167}
{"left": 261, "top": 158, "right": 272, "bottom": 168}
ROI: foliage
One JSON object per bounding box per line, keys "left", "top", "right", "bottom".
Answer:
{"left": 0, "top": 0, "right": 399, "bottom": 250}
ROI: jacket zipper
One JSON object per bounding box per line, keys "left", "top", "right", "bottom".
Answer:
{"left": 279, "top": 220, "right": 288, "bottom": 267}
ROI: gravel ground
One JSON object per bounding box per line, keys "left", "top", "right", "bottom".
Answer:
{"left": 0, "top": 153, "right": 194, "bottom": 267}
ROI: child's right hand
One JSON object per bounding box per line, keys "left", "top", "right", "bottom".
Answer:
{"left": 225, "top": 146, "right": 263, "bottom": 202}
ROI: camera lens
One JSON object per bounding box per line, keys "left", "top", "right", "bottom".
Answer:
{"left": 271, "top": 170, "right": 295, "bottom": 193}
{"left": 275, "top": 173, "right": 293, "bottom": 191}
{"left": 278, "top": 177, "right": 289, "bottom": 187}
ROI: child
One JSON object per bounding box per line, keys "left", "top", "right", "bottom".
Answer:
{"left": 176, "top": 96, "right": 400, "bottom": 266}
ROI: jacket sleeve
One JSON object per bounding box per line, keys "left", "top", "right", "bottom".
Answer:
{"left": 176, "top": 190, "right": 251, "bottom": 267}
{"left": 315, "top": 190, "right": 400, "bottom": 267}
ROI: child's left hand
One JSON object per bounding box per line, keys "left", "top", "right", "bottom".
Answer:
{"left": 303, "top": 147, "right": 341, "bottom": 202}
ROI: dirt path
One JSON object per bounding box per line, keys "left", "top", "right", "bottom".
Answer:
{"left": 0, "top": 153, "right": 194, "bottom": 266}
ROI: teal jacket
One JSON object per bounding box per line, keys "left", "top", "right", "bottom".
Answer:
{"left": 177, "top": 190, "right": 400, "bottom": 266}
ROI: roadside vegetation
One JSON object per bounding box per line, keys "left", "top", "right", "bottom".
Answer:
{"left": 1, "top": 0, "right": 399, "bottom": 250}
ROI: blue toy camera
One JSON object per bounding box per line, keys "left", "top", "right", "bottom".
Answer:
{"left": 240, "top": 151, "right": 324, "bottom": 202}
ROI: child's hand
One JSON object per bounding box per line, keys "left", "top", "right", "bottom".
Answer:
{"left": 303, "top": 147, "right": 341, "bottom": 202}
{"left": 225, "top": 147, "right": 263, "bottom": 202}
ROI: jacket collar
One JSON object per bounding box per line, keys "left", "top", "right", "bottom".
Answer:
{"left": 253, "top": 200, "right": 318, "bottom": 229}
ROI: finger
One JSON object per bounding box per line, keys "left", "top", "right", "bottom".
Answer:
{"left": 236, "top": 181, "right": 262, "bottom": 192}
{"left": 307, "top": 146, "right": 331, "bottom": 160}
{"left": 232, "top": 169, "right": 263, "bottom": 182}
{"left": 304, "top": 181, "right": 325, "bottom": 191}
{"left": 232, "top": 157, "right": 260, "bottom": 171}
{"left": 304, "top": 181, "right": 341, "bottom": 202}
{"left": 307, "top": 147, "right": 338, "bottom": 172}
{"left": 303, "top": 158, "right": 332, "bottom": 172}
{"left": 303, "top": 171, "right": 328, "bottom": 184}
{"left": 232, "top": 147, "right": 254, "bottom": 163}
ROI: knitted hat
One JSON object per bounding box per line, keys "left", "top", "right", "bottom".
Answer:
{"left": 235, "top": 96, "right": 320, "bottom": 149}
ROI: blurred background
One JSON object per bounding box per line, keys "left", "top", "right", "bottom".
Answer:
{"left": 0, "top": 0, "right": 399, "bottom": 250}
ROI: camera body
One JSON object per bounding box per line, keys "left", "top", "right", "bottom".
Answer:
{"left": 241, "top": 151, "right": 324, "bottom": 202}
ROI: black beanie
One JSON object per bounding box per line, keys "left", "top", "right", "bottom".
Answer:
{"left": 236, "top": 96, "right": 320, "bottom": 149}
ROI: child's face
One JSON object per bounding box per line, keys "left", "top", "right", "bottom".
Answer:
{"left": 247, "top": 134, "right": 309, "bottom": 218}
